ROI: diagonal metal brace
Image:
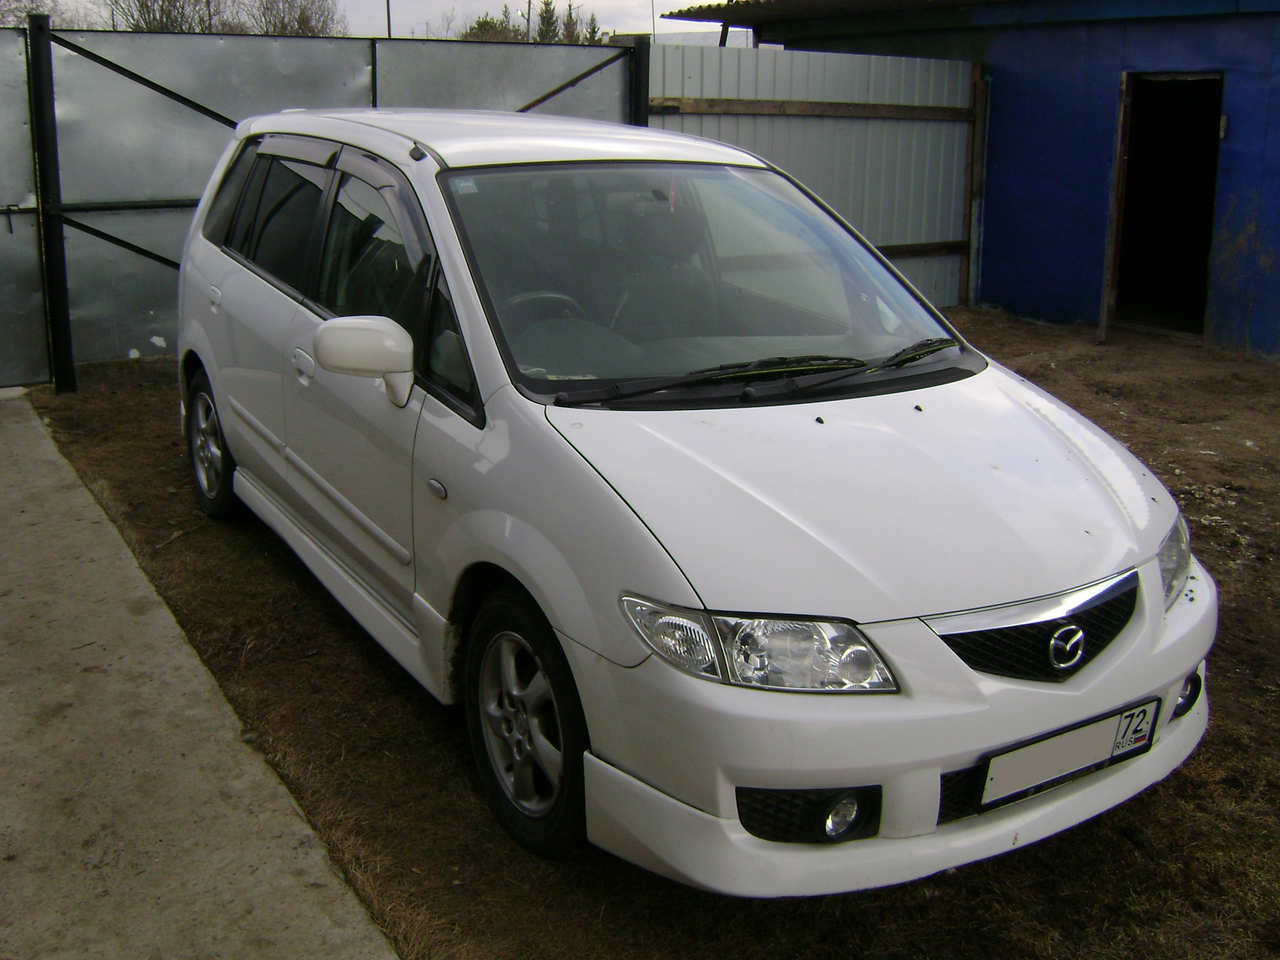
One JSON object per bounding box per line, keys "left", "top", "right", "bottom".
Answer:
{"left": 517, "top": 49, "right": 628, "bottom": 114}
{"left": 50, "top": 33, "right": 237, "bottom": 129}
{"left": 61, "top": 215, "right": 181, "bottom": 271}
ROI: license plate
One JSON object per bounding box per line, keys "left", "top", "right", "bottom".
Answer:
{"left": 981, "top": 699, "right": 1161, "bottom": 808}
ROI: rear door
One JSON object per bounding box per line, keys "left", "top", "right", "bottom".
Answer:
{"left": 282, "top": 147, "right": 433, "bottom": 621}
{"left": 201, "top": 135, "right": 335, "bottom": 494}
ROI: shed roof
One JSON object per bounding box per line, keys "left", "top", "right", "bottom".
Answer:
{"left": 663, "top": 0, "right": 1015, "bottom": 27}
{"left": 663, "top": 0, "right": 1280, "bottom": 28}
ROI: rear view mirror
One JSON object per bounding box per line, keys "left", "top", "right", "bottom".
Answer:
{"left": 314, "top": 315, "right": 414, "bottom": 407}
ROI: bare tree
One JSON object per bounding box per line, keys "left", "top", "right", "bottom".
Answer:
{"left": 0, "top": 0, "right": 43, "bottom": 27}
{"left": 242, "top": 0, "right": 344, "bottom": 35}
{"left": 3, "top": 0, "right": 100, "bottom": 26}
{"left": 104, "top": 0, "right": 242, "bottom": 32}
{"left": 424, "top": 6, "right": 456, "bottom": 38}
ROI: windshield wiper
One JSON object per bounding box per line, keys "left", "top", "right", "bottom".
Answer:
{"left": 686, "top": 355, "right": 867, "bottom": 377}
{"left": 875, "top": 337, "right": 959, "bottom": 369}
{"left": 553, "top": 355, "right": 866, "bottom": 406}
{"left": 788, "top": 337, "right": 960, "bottom": 396}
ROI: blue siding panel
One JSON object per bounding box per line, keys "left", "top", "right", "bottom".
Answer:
{"left": 975, "top": 15, "right": 1280, "bottom": 354}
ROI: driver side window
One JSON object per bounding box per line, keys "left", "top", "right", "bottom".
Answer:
{"left": 317, "top": 174, "right": 424, "bottom": 335}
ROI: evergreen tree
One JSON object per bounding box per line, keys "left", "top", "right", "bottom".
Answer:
{"left": 583, "top": 11, "right": 602, "bottom": 43}
{"left": 535, "top": 0, "right": 558, "bottom": 42}
{"left": 559, "top": 1, "right": 578, "bottom": 43}
{"left": 459, "top": 4, "right": 524, "bottom": 41}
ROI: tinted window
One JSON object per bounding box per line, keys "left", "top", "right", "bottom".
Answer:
{"left": 239, "top": 158, "right": 328, "bottom": 292}
{"left": 202, "top": 139, "right": 258, "bottom": 245}
{"left": 317, "top": 174, "right": 424, "bottom": 332}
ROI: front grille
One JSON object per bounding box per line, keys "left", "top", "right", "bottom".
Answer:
{"left": 736, "top": 786, "right": 881, "bottom": 843}
{"left": 937, "top": 572, "right": 1139, "bottom": 682}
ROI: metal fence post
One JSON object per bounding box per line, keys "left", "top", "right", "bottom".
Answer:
{"left": 628, "top": 36, "right": 650, "bottom": 127}
{"left": 26, "top": 13, "right": 75, "bottom": 393}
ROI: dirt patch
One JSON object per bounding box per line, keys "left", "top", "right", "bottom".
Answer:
{"left": 29, "top": 309, "right": 1280, "bottom": 960}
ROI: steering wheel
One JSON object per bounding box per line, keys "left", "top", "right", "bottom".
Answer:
{"left": 500, "top": 290, "right": 586, "bottom": 339}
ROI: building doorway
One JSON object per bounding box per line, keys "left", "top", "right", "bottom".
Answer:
{"left": 1100, "top": 73, "right": 1223, "bottom": 338}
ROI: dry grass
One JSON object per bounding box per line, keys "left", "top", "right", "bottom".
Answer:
{"left": 29, "top": 309, "right": 1280, "bottom": 959}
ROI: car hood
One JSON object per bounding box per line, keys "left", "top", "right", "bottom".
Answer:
{"left": 545, "top": 365, "right": 1177, "bottom": 622}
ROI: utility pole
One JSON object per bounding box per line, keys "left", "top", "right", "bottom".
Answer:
{"left": 385, "top": 0, "right": 391, "bottom": 37}
{"left": 526, "top": 0, "right": 532, "bottom": 41}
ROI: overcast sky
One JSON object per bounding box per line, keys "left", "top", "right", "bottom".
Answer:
{"left": 339, "top": 0, "right": 724, "bottom": 39}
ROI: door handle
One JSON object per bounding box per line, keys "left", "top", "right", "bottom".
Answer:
{"left": 292, "top": 348, "right": 316, "bottom": 379}
{"left": 208, "top": 284, "right": 221, "bottom": 305}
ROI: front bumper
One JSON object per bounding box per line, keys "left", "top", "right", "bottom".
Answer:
{"left": 583, "top": 684, "right": 1206, "bottom": 896}
{"left": 565, "top": 559, "right": 1216, "bottom": 896}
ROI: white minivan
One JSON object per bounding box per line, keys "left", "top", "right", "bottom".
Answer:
{"left": 178, "top": 109, "right": 1216, "bottom": 897}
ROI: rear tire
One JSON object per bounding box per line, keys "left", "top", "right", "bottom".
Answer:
{"left": 465, "top": 592, "right": 587, "bottom": 858}
{"left": 186, "top": 370, "right": 240, "bottom": 520}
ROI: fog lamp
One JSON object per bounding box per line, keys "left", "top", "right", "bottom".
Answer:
{"left": 1172, "top": 667, "right": 1203, "bottom": 719}
{"left": 824, "top": 794, "right": 861, "bottom": 838}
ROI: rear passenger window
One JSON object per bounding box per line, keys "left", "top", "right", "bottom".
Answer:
{"left": 252, "top": 160, "right": 328, "bottom": 291}
{"left": 202, "top": 139, "right": 258, "bottom": 245}
{"left": 230, "top": 157, "right": 328, "bottom": 292}
{"left": 317, "top": 175, "right": 424, "bottom": 331}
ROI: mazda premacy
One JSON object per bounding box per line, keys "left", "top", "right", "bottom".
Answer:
{"left": 178, "top": 109, "right": 1215, "bottom": 896}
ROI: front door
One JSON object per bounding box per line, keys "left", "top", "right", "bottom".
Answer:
{"left": 283, "top": 148, "right": 434, "bottom": 623}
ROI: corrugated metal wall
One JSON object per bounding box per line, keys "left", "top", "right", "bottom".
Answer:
{"left": 0, "top": 28, "right": 46, "bottom": 386}
{"left": 650, "top": 46, "right": 973, "bottom": 307}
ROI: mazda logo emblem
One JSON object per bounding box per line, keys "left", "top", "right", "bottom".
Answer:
{"left": 1049, "top": 625, "right": 1086, "bottom": 671}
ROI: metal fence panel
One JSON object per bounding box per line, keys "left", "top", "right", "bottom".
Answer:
{"left": 47, "top": 32, "right": 372, "bottom": 372}
{"left": 53, "top": 32, "right": 372, "bottom": 202}
{"left": 1, "top": 28, "right": 47, "bottom": 385}
{"left": 1, "top": 29, "right": 35, "bottom": 204}
{"left": 375, "top": 40, "right": 626, "bottom": 121}
{"left": 1, "top": 218, "right": 48, "bottom": 385}
{"left": 62, "top": 209, "right": 192, "bottom": 363}
{"left": 651, "top": 44, "right": 972, "bottom": 306}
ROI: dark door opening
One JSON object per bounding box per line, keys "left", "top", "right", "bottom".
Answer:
{"left": 1113, "top": 74, "right": 1223, "bottom": 335}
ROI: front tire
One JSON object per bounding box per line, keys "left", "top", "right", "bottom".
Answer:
{"left": 465, "top": 592, "right": 587, "bottom": 858}
{"left": 186, "top": 369, "right": 239, "bottom": 520}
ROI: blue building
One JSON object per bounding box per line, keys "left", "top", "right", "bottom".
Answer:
{"left": 666, "top": 0, "right": 1280, "bottom": 355}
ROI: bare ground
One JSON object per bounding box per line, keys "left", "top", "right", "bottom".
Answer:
{"left": 29, "top": 309, "right": 1280, "bottom": 959}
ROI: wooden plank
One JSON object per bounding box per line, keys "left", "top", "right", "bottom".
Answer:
{"left": 1098, "top": 72, "right": 1135, "bottom": 344}
{"left": 878, "top": 240, "right": 969, "bottom": 259}
{"left": 959, "top": 62, "right": 988, "bottom": 307}
{"left": 649, "top": 96, "right": 972, "bottom": 123}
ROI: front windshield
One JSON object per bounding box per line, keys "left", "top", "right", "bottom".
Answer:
{"left": 442, "top": 162, "right": 960, "bottom": 398}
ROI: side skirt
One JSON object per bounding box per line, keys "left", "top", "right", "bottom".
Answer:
{"left": 233, "top": 468, "right": 450, "bottom": 702}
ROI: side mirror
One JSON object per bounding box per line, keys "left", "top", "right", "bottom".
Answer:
{"left": 314, "top": 315, "right": 415, "bottom": 407}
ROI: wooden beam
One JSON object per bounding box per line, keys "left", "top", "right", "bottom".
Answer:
{"left": 878, "top": 240, "right": 969, "bottom": 259}
{"left": 649, "top": 96, "right": 972, "bottom": 122}
{"left": 1098, "top": 72, "right": 1135, "bottom": 344}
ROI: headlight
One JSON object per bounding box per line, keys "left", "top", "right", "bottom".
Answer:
{"left": 1157, "top": 515, "right": 1191, "bottom": 609}
{"left": 620, "top": 595, "right": 897, "bottom": 692}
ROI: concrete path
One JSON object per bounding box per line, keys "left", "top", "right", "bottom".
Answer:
{"left": 0, "top": 390, "right": 398, "bottom": 960}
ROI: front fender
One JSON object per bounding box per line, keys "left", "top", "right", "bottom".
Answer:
{"left": 412, "top": 387, "right": 700, "bottom": 675}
